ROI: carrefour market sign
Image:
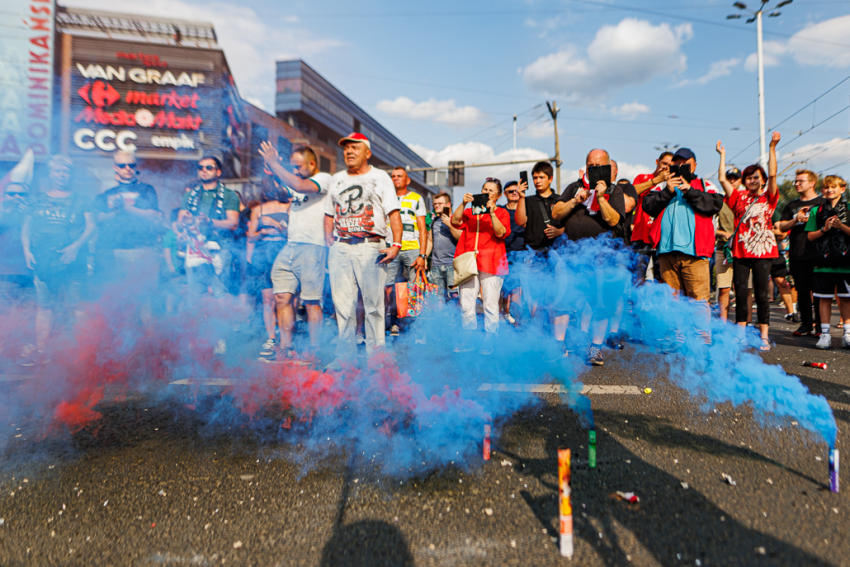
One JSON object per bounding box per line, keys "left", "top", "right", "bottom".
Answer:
{"left": 70, "top": 46, "right": 219, "bottom": 155}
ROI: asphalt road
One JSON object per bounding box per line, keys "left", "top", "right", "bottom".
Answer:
{"left": 0, "top": 305, "right": 847, "bottom": 566}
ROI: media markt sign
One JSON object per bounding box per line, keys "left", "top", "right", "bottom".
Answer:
{"left": 69, "top": 44, "right": 218, "bottom": 155}
{"left": 0, "top": 0, "right": 55, "bottom": 161}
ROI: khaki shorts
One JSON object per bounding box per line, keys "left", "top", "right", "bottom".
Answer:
{"left": 714, "top": 250, "right": 733, "bottom": 289}
{"left": 657, "top": 251, "right": 711, "bottom": 301}
{"left": 270, "top": 242, "right": 328, "bottom": 301}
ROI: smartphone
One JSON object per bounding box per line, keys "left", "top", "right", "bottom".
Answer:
{"left": 669, "top": 163, "right": 693, "bottom": 181}
{"left": 587, "top": 164, "right": 612, "bottom": 190}
{"left": 471, "top": 193, "right": 489, "bottom": 214}
{"left": 375, "top": 253, "right": 388, "bottom": 264}
{"left": 519, "top": 170, "right": 528, "bottom": 187}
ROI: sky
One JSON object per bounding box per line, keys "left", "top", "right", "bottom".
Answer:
{"left": 64, "top": 0, "right": 850, "bottom": 192}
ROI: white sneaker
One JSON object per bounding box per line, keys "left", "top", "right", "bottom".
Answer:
{"left": 815, "top": 333, "right": 831, "bottom": 350}
{"left": 843, "top": 334, "right": 850, "bottom": 349}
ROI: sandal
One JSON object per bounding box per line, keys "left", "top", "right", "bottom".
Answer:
{"left": 759, "top": 338, "right": 772, "bottom": 352}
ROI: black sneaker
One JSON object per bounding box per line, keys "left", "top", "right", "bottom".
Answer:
{"left": 587, "top": 345, "right": 604, "bottom": 366}
{"left": 792, "top": 324, "right": 814, "bottom": 337}
{"left": 605, "top": 335, "right": 625, "bottom": 350}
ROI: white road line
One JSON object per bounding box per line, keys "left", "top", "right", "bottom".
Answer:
{"left": 169, "top": 378, "right": 232, "bottom": 386}
{"left": 478, "top": 383, "right": 642, "bottom": 395}
{"left": 0, "top": 374, "right": 31, "bottom": 383}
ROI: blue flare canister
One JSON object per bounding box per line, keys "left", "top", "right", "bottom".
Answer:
{"left": 829, "top": 448, "right": 839, "bottom": 493}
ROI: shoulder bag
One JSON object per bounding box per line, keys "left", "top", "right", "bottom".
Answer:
{"left": 452, "top": 214, "right": 480, "bottom": 286}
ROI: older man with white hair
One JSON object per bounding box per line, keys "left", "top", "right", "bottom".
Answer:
{"left": 324, "top": 132, "right": 402, "bottom": 352}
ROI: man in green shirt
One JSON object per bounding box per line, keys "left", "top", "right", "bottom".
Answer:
{"left": 178, "top": 156, "right": 240, "bottom": 301}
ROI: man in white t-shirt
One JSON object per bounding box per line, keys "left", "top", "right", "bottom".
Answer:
{"left": 259, "top": 142, "right": 331, "bottom": 356}
{"left": 324, "top": 132, "right": 402, "bottom": 351}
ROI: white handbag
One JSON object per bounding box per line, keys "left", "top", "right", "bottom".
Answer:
{"left": 452, "top": 215, "right": 480, "bottom": 286}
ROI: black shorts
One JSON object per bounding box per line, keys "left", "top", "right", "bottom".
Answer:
{"left": 770, "top": 257, "right": 788, "bottom": 279}
{"left": 812, "top": 271, "right": 850, "bottom": 299}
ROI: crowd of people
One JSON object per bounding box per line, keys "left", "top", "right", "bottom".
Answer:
{"left": 4, "top": 130, "right": 850, "bottom": 366}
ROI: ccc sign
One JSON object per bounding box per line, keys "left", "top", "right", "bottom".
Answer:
{"left": 73, "top": 128, "right": 137, "bottom": 152}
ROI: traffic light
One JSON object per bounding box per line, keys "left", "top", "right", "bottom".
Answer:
{"left": 448, "top": 160, "right": 464, "bottom": 187}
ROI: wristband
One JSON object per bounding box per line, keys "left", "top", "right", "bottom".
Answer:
{"left": 392, "top": 242, "right": 402, "bottom": 248}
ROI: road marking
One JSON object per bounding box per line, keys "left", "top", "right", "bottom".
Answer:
{"left": 0, "top": 374, "right": 32, "bottom": 383}
{"left": 477, "top": 383, "right": 641, "bottom": 395}
{"left": 169, "top": 378, "right": 232, "bottom": 386}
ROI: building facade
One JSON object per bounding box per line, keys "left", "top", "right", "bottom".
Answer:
{"left": 276, "top": 59, "right": 436, "bottom": 197}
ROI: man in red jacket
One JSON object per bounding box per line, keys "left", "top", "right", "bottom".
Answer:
{"left": 642, "top": 148, "right": 724, "bottom": 302}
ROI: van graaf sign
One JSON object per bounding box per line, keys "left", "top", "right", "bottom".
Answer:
{"left": 70, "top": 51, "right": 214, "bottom": 155}
{"left": 0, "top": 0, "right": 55, "bottom": 161}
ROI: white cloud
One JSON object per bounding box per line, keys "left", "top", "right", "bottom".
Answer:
{"left": 521, "top": 18, "right": 693, "bottom": 102}
{"left": 744, "top": 41, "right": 787, "bottom": 72}
{"left": 609, "top": 101, "right": 650, "bottom": 119}
{"left": 738, "top": 15, "right": 850, "bottom": 72}
{"left": 788, "top": 15, "right": 850, "bottom": 69}
{"left": 63, "top": 0, "right": 343, "bottom": 110}
{"left": 376, "top": 97, "right": 485, "bottom": 126}
{"left": 781, "top": 137, "right": 850, "bottom": 173}
{"left": 679, "top": 58, "right": 740, "bottom": 86}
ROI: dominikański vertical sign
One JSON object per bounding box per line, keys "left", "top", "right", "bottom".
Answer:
{"left": 0, "top": 0, "right": 55, "bottom": 161}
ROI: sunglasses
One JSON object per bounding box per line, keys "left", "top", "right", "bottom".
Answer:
{"left": 505, "top": 190, "right": 518, "bottom": 195}
{"left": 116, "top": 163, "right": 136, "bottom": 169}
{"left": 197, "top": 164, "right": 218, "bottom": 171}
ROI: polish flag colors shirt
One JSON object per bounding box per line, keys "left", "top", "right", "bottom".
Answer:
{"left": 726, "top": 189, "right": 779, "bottom": 259}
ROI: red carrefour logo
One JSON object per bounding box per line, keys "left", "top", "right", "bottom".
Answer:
{"left": 78, "top": 81, "right": 120, "bottom": 108}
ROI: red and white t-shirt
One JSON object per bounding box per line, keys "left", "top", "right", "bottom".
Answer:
{"left": 726, "top": 189, "right": 779, "bottom": 259}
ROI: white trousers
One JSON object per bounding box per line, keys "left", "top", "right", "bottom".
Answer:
{"left": 458, "top": 271, "right": 503, "bottom": 333}
{"left": 328, "top": 241, "right": 387, "bottom": 351}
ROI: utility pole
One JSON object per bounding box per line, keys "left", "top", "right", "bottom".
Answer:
{"left": 546, "top": 101, "right": 562, "bottom": 191}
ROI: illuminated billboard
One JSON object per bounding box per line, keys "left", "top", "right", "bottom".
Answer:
{"left": 67, "top": 37, "right": 229, "bottom": 158}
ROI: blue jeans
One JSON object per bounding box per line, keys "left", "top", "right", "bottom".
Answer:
{"left": 428, "top": 263, "right": 454, "bottom": 301}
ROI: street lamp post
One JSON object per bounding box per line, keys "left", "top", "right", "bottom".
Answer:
{"left": 727, "top": 0, "right": 793, "bottom": 168}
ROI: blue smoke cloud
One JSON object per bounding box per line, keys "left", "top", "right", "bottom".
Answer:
{"left": 0, "top": 234, "right": 836, "bottom": 478}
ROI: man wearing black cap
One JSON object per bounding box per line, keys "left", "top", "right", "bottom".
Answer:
{"left": 643, "top": 147, "right": 724, "bottom": 304}
{"left": 324, "top": 132, "right": 402, "bottom": 352}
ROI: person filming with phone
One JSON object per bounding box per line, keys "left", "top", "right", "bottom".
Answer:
{"left": 551, "top": 148, "right": 627, "bottom": 365}
{"left": 451, "top": 177, "right": 510, "bottom": 339}
{"left": 642, "top": 147, "right": 724, "bottom": 309}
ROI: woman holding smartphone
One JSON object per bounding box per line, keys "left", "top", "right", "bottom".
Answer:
{"left": 451, "top": 177, "right": 511, "bottom": 336}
